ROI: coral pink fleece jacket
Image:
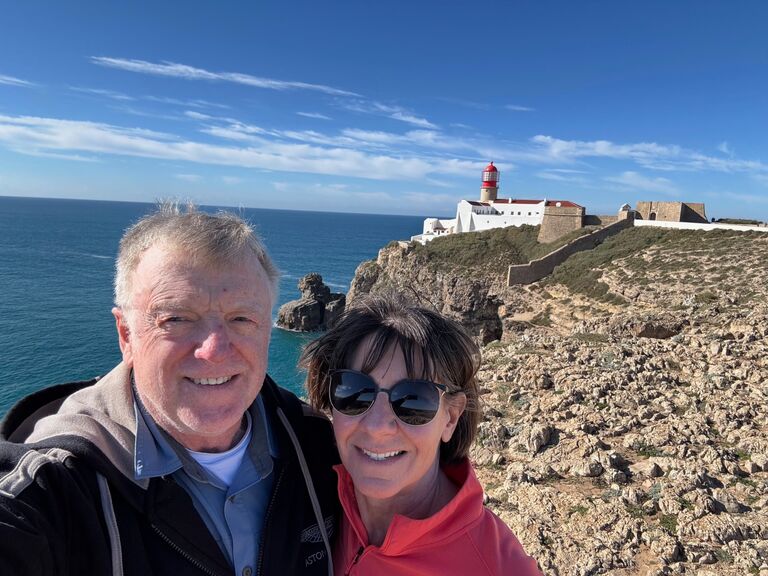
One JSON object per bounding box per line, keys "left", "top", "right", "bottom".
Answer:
{"left": 334, "top": 459, "right": 542, "bottom": 576}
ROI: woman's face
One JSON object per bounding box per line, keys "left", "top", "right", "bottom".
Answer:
{"left": 331, "top": 342, "right": 465, "bottom": 504}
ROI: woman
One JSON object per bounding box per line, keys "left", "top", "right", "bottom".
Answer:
{"left": 301, "top": 294, "right": 542, "bottom": 575}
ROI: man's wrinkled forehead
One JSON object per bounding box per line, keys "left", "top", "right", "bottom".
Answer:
{"left": 126, "top": 243, "right": 271, "bottom": 301}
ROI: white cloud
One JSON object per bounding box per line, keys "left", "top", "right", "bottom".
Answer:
{"left": 389, "top": 111, "right": 437, "bottom": 129}
{"left": 536, "top": 170, "right": 588, "bottom": 183}
{"left": 341, "top": 99, "right": 438, "bottom": 129}
{"left": 143, "top": 95, "right": 229, "bottom": 109}
{"left": 752, "top": 174, "right": 768, "bottom": 187}
{"left": 718, "top": 141, "right": 733, "bottom": 156}
{"left": 527, "top": 135, "right": 768, "bottom": 175}
{"left": 222, "top": 176, "right": 242, "bottom": 185}
{"left": 185, "top": 111, "right": 213, "bottom": 120}
{"left": 174, "top": 174, "right": 202, "bottom": 182}
{"left": 296, "top": 112, "right": 331, "bottom": 120}
{"left": 604, "top": 171, "right": 679, "bottom": 195}
{"left": 0, "top": 74, "right": 34, "bottom": 87}
{"left": 91, "top": 57, "right": 359, "bottom": 97}
{"left": 716, "top": 191, "right": 768, "bottom": 204}
{"left": 505, "top": 104, "right": 535, "bottom": 112}
{"left": 0, "top": 113, "right": 481, "bottom": 182}
{"left": 70, "top": 86, "right": 135, "bottom": 101}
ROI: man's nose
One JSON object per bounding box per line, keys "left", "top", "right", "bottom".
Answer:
{"left": 194, "top": 323, "right": 232, "bottom": 361}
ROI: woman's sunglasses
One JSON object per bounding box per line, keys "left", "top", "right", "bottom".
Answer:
{"left": 329, "top": 369, "right": 450, "bottom": 426}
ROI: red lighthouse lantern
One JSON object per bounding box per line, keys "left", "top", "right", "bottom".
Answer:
{"left": 480, "top": 161, "right": 499, "bottom": 202}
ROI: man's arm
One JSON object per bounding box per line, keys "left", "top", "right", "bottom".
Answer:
{"left": 0, "top": 445, "right": 111, "bottom": 575}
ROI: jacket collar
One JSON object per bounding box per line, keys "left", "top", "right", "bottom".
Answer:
{"left": 23, "top": 362, "right": 291, "bottom": 489}
{"left": 335, "top": 458, "right": 484, "bottom": 555}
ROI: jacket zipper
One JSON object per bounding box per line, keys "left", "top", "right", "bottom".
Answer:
{"left": 151, "top": 523, "right": 219, "bottom": 576}
{"left": 256, "top": 463, "right": 287, "bottom": 576}
{"left": 345, "top": 546, "right": 365, "bottom": 575}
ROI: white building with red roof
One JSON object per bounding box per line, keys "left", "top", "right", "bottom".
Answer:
{"left": 412, "top": 162, "right": 583, "bottom": 244}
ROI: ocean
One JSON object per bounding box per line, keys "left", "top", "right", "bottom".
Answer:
{"left": 0, "top": 196, "right": 424, "bottom": 417}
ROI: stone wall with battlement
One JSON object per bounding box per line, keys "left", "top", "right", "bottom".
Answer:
{"left": 584, "top": 214, "right": 619, "bottom": 226}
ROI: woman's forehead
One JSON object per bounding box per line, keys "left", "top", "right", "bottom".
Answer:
{"left": 349, "top": 334, "right": 432, "bottom": 376}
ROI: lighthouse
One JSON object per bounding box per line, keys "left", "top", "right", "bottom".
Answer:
{"left": 480, "top": 162, "right": 499, "bottom": 202}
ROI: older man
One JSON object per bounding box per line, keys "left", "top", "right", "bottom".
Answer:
{"left": 0, "top": 204, "right": 339, "bottom": 575}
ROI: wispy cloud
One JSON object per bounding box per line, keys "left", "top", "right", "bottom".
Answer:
{"left": 604, "top": 171, "right": 679, "bottom": 195}
{"left": 0, "top": 113, "right": 478, "bottom": 181}
{"left": 143, "top": 95, "right": 230, "bottom": 109}
{"left": 185, "top": 110, "right": 213, "bottom": 121}
{"left": 527, "top": 135, "right": 768, "bottom": 174}
{"left": 69, "top": 86, "right": 135, "bottom": 101}
{"left": 91, "top": 57, "right": 360, "bottom": 97}
{"left": 718, "top": 141, "right": 734, "bottom": 156}
{"left": 297, "top": 111, "right": 331, "bottom": 120}
{"left": 505, "top": 104, "right": 535, "bottom": 112}
{"left": 341, "top": 100, "right": 438, "bottom": 129}
{"left": 716, "top": 191, "right": 768, "bottom": 204}
{"left": 0, "top": 74, "right": 35, "bottom": 87}
{"left": 175, "top": 173, "right": 202, "bottom": 182}
{"left": 222, "top": 176, "right": 242, "bottom": 185}
{"left": 752, "top": 173, "right": 768, "bottom": 187}
{"left": 536, "top": 169, "right": 588, "bottom": 183}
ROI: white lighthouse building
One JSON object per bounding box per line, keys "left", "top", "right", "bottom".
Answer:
{"left": 412, "top": 162, "right": 577, "bottom": 244}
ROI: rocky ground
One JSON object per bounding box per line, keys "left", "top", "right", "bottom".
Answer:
{"left": 352, "top": 227, "right": 768, "bottom": 575}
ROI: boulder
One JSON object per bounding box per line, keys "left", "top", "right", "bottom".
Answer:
{"left": 276, "top": 273, "right": 346, "bottom": 331}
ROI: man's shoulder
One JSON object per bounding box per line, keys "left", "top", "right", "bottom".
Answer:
{"left": 0, "top": 441, "right": 84, "bottom": 499}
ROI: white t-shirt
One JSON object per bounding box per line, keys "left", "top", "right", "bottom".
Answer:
{"left": 187, "top": 413, "right": 253, "bottom": 486}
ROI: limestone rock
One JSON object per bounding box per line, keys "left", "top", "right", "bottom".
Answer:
{"left": 276, "top": 273, "right": 345, "bottom": 331}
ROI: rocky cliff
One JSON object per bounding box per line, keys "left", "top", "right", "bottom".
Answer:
{"left": 347, "top": 241, "right": 505, "bottom": 343}
{"left": 349, "top": 227, "right": 768, "bottom": 575}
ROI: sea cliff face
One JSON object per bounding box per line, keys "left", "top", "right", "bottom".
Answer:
{"left": 347, "top": 241, "right": 504, "bottom": 343}
{"left": 349, "top": 228, "right": 768, "bottom": 575}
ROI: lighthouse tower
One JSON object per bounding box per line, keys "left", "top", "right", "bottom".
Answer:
{"left": 480, "top": 162, "right": 499, "bottom": 202}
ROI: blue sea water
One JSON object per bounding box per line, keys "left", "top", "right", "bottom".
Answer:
{"left": 0, "top": 196, "right": 424, "bottom": 417}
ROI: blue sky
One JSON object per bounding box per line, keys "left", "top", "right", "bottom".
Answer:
{"left": 1, "top": 1, "right": 767, "bottom": 219}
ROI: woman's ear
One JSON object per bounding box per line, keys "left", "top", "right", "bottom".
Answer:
{"left": 441, "top": 393, "right": 467, "bottom": 443}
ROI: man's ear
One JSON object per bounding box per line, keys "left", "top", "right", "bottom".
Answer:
{"left": 441, "top": 393, "right": 467, "bottom": 443}
{"left": 112, "top": 307, "right": 134, "bottom": 365}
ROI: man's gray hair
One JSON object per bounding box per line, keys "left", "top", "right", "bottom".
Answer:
{"left": 114, "top": 202, "right": 280, "bottom": 308}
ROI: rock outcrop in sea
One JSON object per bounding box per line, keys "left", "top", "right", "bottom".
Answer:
{"left": 347, "top": 227, "right": 768, "bottom": 575}
{"left": 276, "top": 273, "right": 345, "bottom": 331}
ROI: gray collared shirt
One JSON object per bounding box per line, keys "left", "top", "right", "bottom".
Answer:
{"left": 134, "top": 392, "right": 277, "bottom": 576}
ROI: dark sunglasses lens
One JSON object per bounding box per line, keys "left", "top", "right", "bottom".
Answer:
{"left": 390, "top": 380, "right": 442, "bottom": 425}
{"left": 331, "top": 372, "right": 377, "bottom": 416}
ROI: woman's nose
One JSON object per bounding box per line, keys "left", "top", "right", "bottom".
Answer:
{"left": 361, "top": 391, "right": 398, "bottom": 430}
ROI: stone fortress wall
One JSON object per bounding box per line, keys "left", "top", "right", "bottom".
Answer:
{"left": 635, "top": 201, "right": 708, "bottom": 223}
{"left": 537, "top": 204, "right": 586, "bottom": 243}
{"left": 508, "top": 217, "right": 634, "bottom": 285}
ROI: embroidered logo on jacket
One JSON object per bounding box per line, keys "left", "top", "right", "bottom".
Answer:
{"left": 300, "top": 515, "right": 335, "bottom": 543}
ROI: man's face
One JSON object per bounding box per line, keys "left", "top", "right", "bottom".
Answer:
{"left": 113, "top": 244, "right": 273, "bottom": 452}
